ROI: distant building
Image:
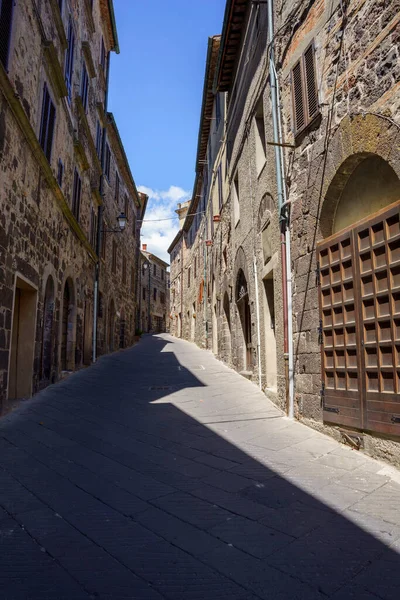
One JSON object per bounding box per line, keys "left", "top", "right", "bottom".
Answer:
{"left": 139, "top": 246, "right": 169, "bottom": 334}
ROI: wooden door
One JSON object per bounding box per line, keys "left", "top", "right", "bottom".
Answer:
{"left": 318, "top": 230, "right": 363, "bottom": 429}
{"left": 318, "top": 199, "right": 400, "bottom": 436}
{"left": 354, "top": 203, "right": 400, "bottom": 435}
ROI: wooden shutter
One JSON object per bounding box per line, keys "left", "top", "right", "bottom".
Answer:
{"left": 292, "top": 60, "right": 305, "bottom": 134}
{"left": 304, "top": 44, "right": 318, "bottom": 121}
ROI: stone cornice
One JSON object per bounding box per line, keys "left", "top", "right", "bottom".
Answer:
{"left": 43, "top": 41, "right": 68, "bottom": 99}
{"left": 0, "top": 63, "right": 97, "bottom": 263}
{"left": 83, "top": 0, "right": 96, "bottom": 35}
{"left": 75, "top": 96, "right": 102, "bottom": 173}
{"left": 48, "top": 0, "right": 68, "bottom": 50}
{"left": 82, "top": 42, "right": 96, "bottom": 79}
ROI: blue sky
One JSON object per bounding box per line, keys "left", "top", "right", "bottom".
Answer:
{"left": 108, "top": 0, "right": 226, "bottom": 262}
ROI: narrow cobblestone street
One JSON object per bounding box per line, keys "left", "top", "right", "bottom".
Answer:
{"left": 1, "top": 334, "right": 400, "bottom": 599}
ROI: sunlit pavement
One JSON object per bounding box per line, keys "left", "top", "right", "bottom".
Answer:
{"left": 1, "top": 333, "right": 400, "bottom": 599}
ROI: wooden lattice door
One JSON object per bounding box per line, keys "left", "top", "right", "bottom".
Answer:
{"left": 318, "top": 230, "right": 363, "bottom": 429}
{"left": 318, "top": 200, "right": 400, "bottom": 436}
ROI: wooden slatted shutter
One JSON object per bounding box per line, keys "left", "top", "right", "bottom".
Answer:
{"left": 291, "top": 42, "right": 319, "bottom": 136}
{"left": 304, "top": 44, "right": 318, "bottom": 121}
{"left": 292, "top": 60, "right": 305, "bottom": 134}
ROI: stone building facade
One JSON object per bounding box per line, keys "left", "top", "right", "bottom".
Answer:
{"left": 139, "top": 246, "right": 169, "bottom": 334}
{"left": 169, "top": 0, "right": 400, "bottom": 465}
{"left": 0, "top": 0, "right": 144, "bottom": 414}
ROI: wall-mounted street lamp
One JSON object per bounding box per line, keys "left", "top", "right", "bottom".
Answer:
{"left": 103, "top": 212, "right": 127, "bottom": 233}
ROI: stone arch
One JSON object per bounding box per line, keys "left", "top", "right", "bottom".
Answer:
{"left": 60, "top": 277, "right": 76, "bottom": 371}
{"left": 316, "top": 113, "right": 400, "bottom": 239}
{"left": 234, "top": 247, "right": 252, "bottom": 372}
{"left": 257, "top": 192, "right": 274, "bottom": 231}
{"left": 41, "top": 275, "right": 55, "bottom": 381}
{"left": 320, "top": 153, "right": 400, "bottom": 238}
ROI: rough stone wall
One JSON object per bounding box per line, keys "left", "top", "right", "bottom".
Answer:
{"left": 277, "top": 0, "right": 400, "bottom": 460}
{"left": 0, "top": 0, "right": 140, "bottom": 412}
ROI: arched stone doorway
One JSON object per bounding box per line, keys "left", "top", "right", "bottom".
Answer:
{"left": 41, "top": 276, "right": 55, "bottom": 381}
{"left": 60, "top": 278, "right": 75, "bottom": 371}
{"left": 318, "top": 152, "right": 400, "bottom": 436}
{"left": 222, "top": 291, "right": 232, "bottom": 363}
{"left": 108, "top": 299, "right": 116, "bottom": 352}
{"left": 236, "top": 268, "right": 252, "bottom": 372}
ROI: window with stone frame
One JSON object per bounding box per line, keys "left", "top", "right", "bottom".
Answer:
{"left": 160, "top": 292, "right": 166, "bottom": 305}
{"left": 233, "top": 173, "right": 240, "bottom": 226}
{"left": 153, "top": 263, "right": 157, "bottom": 277}
{"left": 291, "top": 42, "right": 319, "bottom": 137}
{"left": 215, "top": 92, "right": 221, "bottom": 129}
{"left": 217, "top": 164, "right": 223, "bottom": 211}
{"left": 161, "top": 269, "right": 164, "bottom": 281}
{"left": 95, "top": 121, "right": 102, "bottom": 157}
{"left": 153, "top": 287, "right": 157, "bottom": 301}
{"left": 143, "top": 287, "right": 146, "bottom": 300}
{"left": 81, "top": 62, "right": 89, "bottom": 112}
{"left": 104, "top": 143, "right": 111, "bottom": 180}
{"left": 65, "top": 19, "right": 75, "bottom": 103}
{"left": 72, "top": 168, "right": 82, "bottom": 222}
{"left": 0, "top": 0, "right": 14, "bottom": 69}
{"left": 90, "top": 205, "right": 97, "bottom": 249}
{"left": 57, "top": 159, "right": 64, "bottom": 187}
{"left": 39, "top": 83, "right": 56, "bottom": 163}
{"left": 100, "top": 37, "right": 106, "bottom": 72}
{"left": 112, "top": 240, "right": 117, "bottom": 273}
{"left": 124, "top": 195, "right": 129, "bottom": 219}
{"left": 101, "top": 224, "right": 107, "bottom": 260}
{"left": 115, "top": 171, "right": 120, "bottom": 203}
{"left": 131, "top": 267, "right": 135, "bottom": 292}
{"left": 254, "top": 97, "right": 266, "bottom": 175}
{"left": 122, "top": 255, "right": 127, "bottom": 284}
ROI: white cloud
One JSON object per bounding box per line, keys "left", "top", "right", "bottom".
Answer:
{"left": 138, "top": 185, "right": 191, "bottom": 263}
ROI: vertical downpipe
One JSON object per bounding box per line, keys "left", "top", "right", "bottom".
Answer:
{"left": 267, "top": 0, "right": 294, "bottom": 418}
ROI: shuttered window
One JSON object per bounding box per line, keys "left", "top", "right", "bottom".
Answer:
{"left": 291, "top": 42, "right": 319, "bottom": 136}
{"left": 0, "top": 0, "right": 14, "bottom": 69}
{"left": 39, "top": 84, "right": 56, "bottom": 163}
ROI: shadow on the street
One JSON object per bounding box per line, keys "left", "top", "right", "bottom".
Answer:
{"left": 0, "top": 334, "right": 399, "bottom": 599}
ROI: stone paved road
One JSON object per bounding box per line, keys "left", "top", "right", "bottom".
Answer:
{"left": 1, "top": 334, "right": 400, "bottom": 599}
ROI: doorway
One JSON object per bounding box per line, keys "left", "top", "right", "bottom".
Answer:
{"left": 8, "top": 276, "right": 38, "bottom": 400}
{"left": 191, "top": 302, "right": 196, "bottom": 342}
{"left": 60, "top": 278, "right": 75, "bottom": 371}
{"left": 108, "top": 299, "right": 116, "bottom": 352}
{"left": 236, "top": 269, "right": 252, "bottom": 371}
{"left": 41, "top": 276, "right": 55, "bottom": 382}
{"left": 263, "top": 276, "right": 277, "bottom": 390}
{"left": 83, "top": 299, "right": 93, "bottom": 365}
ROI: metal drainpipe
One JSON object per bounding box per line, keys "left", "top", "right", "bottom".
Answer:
{"left": 92, "top": 50, "right": 111, "bottom": 363}
{"left": 267, "top": 0, "right": 294, "bottom": 418}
